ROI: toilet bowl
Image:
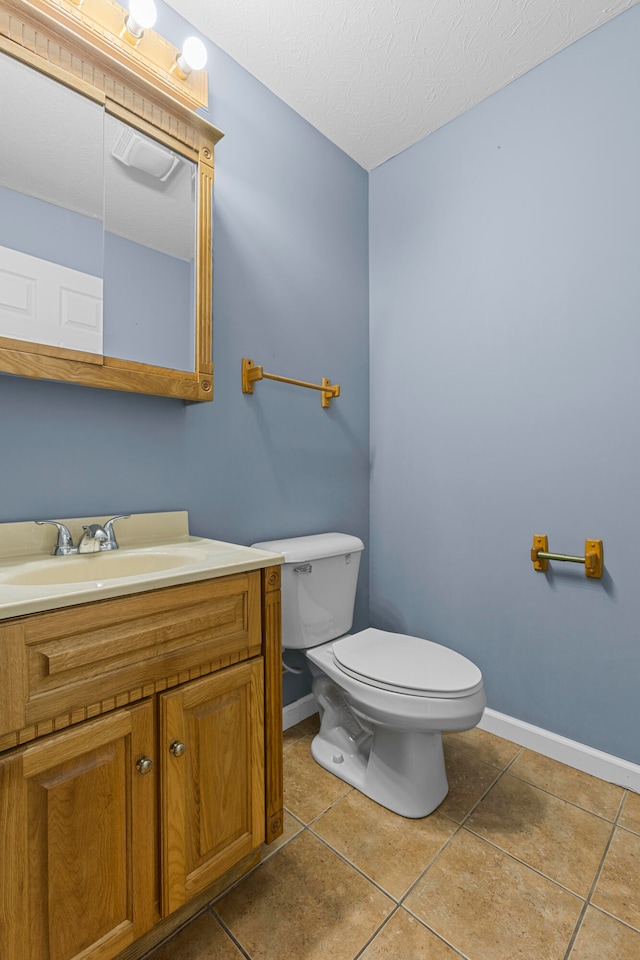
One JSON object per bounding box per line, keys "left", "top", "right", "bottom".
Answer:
{"left": 251, "top": 533, "right": 486, "bottom": 818}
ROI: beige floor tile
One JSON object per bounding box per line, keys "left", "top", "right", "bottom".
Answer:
{"left": 359, "top": 908, "right": 462, "bottom": 960}
{"left": 568, "top": 907, "right": 640, "bottom": 960}
{"left": 438, "top": 744, "right": 502, "bottom": 823}
{"left": 619, "top": 791, "right": 640, "bottom": 836}
{"left": 466, "top": 774, "right": 612, "bottom": 896}
{"left": 509, "top": 749, "right": 624, "bottom": 820}
{"left": 592, "top": 827, "right": 640, "bottom": 930}
{"left": 283, "top": 714, "right": 320, "bottom": 750}
{"left": 214, "top": 831, "right": 394, "bottom": 960}
{"left": 442, "top": 727, "right": 520, "bottom": 769}
{"left": 284, "top": 736, "right": 352, "bottom": 822}
{"left": 150, "top": 911, "right": 244, "bottom": 960}
{"left": 312, "top": 790, "right": 457, "bottom": 899}
{"left": 405, "top": 830, "right": 583, "bottom": 960}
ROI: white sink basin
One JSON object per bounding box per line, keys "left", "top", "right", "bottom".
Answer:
{"left": 0, "top": 512, "right": 284, "bottom": 621}
{"left": 3, "top": 548, "right": 209, "bottom": 586}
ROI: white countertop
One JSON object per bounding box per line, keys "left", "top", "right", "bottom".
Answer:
{"left": 0, "top": 512, "right": 283, "bottom": 620}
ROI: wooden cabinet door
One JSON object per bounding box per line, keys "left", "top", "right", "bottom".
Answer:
{"left": 160, "top": 659, "right": 265, "bottom": 915}
{"left": 0, "top": 701, "right": 155, "bottom": 960}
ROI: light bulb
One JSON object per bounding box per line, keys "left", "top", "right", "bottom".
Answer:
{"left": 125, "top": 0, "right": 157, "bottom": 39}
{"left": 176, "top": 36, "right": 207, "bottom": 75}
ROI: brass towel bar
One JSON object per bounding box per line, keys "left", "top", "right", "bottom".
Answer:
{"left": 531, "top": 535, "right": 603, "bottom": 579}
{"left": 242, "top": 358, "right": 340, "bottom": 409}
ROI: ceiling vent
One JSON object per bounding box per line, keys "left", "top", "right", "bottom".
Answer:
{"left": 111, "top": 127, "right": 180, "bottom": 181}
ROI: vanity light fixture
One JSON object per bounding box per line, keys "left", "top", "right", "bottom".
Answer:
{"left": 122, "top": 0, "right": 157, "bottom": 43}
{"left": 26, "top": 0, "right": 208, "bottom": 109}
{"left": 173, "top": 36, "right": 208, "bottom": 78}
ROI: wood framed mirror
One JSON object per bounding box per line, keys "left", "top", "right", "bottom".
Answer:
{"left": 0, "top": 0, "right": 223, "bottom": 401}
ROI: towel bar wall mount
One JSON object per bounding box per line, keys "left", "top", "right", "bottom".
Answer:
{"left": 531, "top": 535, "right": 603, "bottom": 579}
{"left": 242, "top": 357, "right": 340, "bottom": 409}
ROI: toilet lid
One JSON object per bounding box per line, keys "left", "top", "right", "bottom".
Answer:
{"left": 332, "top": 628, "right": 483, "bottom": 698}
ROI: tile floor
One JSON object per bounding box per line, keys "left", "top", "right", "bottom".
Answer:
{"left": 147, "top": 716, "right": 640, "bottom": 960}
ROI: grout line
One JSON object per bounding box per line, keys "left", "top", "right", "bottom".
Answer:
{"left": 350, "top": 906, "right": 472, "bottom": 960}
{"left": 351, "top": 905, "right": 402, "bottom": 960}
{"left": 561, "top": 789, "right": 627, "bottom": 960}
{"left": 301, "top": 787, "right": 355, "bottom": 828}
{"left": 503, "top": 745, "right": 525, "bottom": 772}
{"left": 398, "top": 821, "right": 465, "bottom": 904}
{"left": 208, "top": 819, "right": 308, "bottom": 907}
{"left": 587, "top": 904, "right": 640, "bottom": 936}
{"left": 208, "top": 908, "right": 252, "bottom": 960}
{"left": 458, "top": 827, "right": 589, "bottom": 902}
{"left": 401, "top": 905, "right": 474, "bottom": 960}
{"left": 137, "top": 909, "right": 212, "bottom": 960}
{"left": 307, "top": 828, "right": 400, "bottom": 903}
{"left": 444, "top": 739, "right": 524, "bottom": 773}
{"left": 282, "top": 731, "right": 315, "bottom": 753}
{"left": 613, "top": 786, "right": 629, "bottom": 822}
{"left": 208, "top": 795, "right": 350, "bottom": 910}
{"left": 292, "top": 798, "right": 352, "bottom": 831}
{"left": 283, "top": 807, "right": 307, "bottom": 828}
{"left": 396, "top": 754, "right": 523, "bottom": 906}
{"left": 504, "top": 771, "right": 625, "bottom": 823}
{"left": 258, "top": 822, "right": 305, "bottom": 864}
{"left": 456, "top": 765, "right": 513, "bottom": 825}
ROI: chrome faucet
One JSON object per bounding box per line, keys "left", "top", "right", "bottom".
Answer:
{"left": 36, "top": 515, "right": 130, "bottom": 556}
{"left": 77, "top": 524, "right": 109, "bottom": 554}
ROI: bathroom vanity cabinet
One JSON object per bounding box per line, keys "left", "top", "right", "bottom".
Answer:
{"left": 0, "top": 565, "right": 283, "bottom": 960}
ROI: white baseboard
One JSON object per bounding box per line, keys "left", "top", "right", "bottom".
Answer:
{"left": 282, "top": 695, "right": 640, "bottom": 793}
{"left": 283, "top": 693, "right": 318, "bottom": 730}
{"left": 479, "top": 708, "right": 640, "bottom": 793}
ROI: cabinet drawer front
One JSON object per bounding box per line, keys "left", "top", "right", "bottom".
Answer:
{"left": 1, "top": 572, "right": 262, "bottom": 735}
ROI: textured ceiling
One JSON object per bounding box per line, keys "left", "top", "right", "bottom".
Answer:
{"left": 165, "top": 0, "right": 639, "bottom": 170}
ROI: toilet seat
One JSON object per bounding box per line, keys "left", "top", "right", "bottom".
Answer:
{"left": 332, "top": 628, "right": 483, "bottom": 699}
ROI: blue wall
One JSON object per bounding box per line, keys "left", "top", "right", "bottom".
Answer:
{"left": 0, "top": 185, "right": 103, "bottom": 275}
{"left": 104, "top": 232, "right": 194, "bottom": 370}
{"left": 0, "top": 2, "right": 370, "bottom": 705}
{"left": 369, "top": 6, "right": 640, "bottom": 762}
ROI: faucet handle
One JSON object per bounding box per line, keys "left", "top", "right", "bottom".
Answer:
{"left": 82, "top": 524, "right": 108, "bottom": 541}
{"left": 35, "top": 520, "right": 76, "bottom": 556}
{"left": 102, "top": 514, "right": 130, "bottom": 550}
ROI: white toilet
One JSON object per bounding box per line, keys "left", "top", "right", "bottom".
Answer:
{"left": 252, "top": 532, "right": 486, "bottom": 818}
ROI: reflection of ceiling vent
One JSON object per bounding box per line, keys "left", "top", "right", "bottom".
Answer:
{"left": 111, "top": 128, "right": 180, "bottom": 181}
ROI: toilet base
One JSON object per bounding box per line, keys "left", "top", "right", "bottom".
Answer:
{"left": 311, "top": 674, "right": 449, "bottom": 818}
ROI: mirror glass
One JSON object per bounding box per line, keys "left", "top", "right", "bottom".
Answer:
{"left": 103, "top": 113, "right": 196, "bottom": 371}
{"left": 0, "top": 51, "right": 197, "bottom": 373}
{"left": 0, "top": 52, "right": 104, "bottom": 355}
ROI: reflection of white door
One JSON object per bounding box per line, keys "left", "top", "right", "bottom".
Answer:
{"left": 0, "top": 245, "right": 103, "bottom": 354}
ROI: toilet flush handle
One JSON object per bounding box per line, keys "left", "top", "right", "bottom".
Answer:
{"left": 294, "top": 564, "right": 312, "bottom": 574}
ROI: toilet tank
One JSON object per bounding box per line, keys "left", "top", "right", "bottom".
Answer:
{"left": 251, "top": 533, "right": 364, "bottom": 649}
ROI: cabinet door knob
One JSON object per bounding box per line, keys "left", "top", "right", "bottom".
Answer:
{"left": 170, "top": 740, "right": 186, "bottom": 757}
{"left": 136, "top": 756, "right": 153, "bottom": 775}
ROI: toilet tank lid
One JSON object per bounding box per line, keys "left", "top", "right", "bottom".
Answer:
{"left": 250, "top": 533, "right": 364, "bottom": 564}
